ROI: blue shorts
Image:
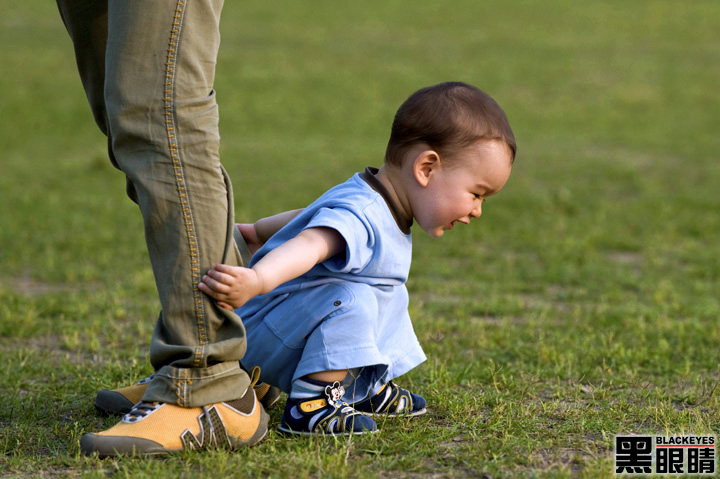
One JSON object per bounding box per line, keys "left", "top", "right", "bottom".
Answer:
{"left": 238, "top": 280, "right": 426, "bottom": 402}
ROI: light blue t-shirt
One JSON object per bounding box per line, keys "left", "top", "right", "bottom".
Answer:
{"left": 238, "top": 168, "right": 427, "bottom": 399}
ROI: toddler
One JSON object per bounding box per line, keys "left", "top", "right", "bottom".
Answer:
{"left": 200, "top": 81, "right": 516, "bottom": 435}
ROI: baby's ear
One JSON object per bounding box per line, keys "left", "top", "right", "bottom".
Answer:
{"left": 412, "top": 150, "right": 440, "bottom": 187}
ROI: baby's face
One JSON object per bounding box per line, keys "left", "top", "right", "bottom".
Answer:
{"left": 413, "top": 140, "right": 513, "bottom": 238}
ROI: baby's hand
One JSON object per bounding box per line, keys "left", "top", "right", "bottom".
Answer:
{"left": 198, "top": 264, "right": 263, "bottom": 310}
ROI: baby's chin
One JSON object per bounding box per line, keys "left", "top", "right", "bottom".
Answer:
{"left": 425, "top": 227, "right": 447, "bottom": 238}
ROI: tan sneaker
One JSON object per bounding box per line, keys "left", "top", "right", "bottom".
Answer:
{"left": 81, "top": 388, "right": 269, "bottom": 456}
{"left": 251, "top": 380, "right": 282, "bottom": 410}
{"left": 96, "top": 369, "right": 282, "bottom": 415}
{"left": 94, "top": 375, "right": 154, "bottom": 415}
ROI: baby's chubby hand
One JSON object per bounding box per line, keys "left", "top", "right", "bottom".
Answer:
{"left": 198, "top": 263, "right": 263, "bottom": 311}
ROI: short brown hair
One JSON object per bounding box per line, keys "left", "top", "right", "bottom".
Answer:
{"left": 384, "top": 82, "right": 516, "bottom": 166}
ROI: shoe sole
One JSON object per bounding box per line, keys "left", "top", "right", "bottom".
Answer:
{"left": 277, "top": 425, "right": 378, "bottom": 437}
{"left": 359, "top": 407, "right": 428, "bottom": 418}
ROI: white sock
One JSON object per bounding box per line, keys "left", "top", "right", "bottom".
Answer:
{"left": 289, "top": 376, "right": 331, "bottom": 400}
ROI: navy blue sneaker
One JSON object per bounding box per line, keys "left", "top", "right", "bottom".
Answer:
{"left": 352, "top": 381, "right": 427, "bottom": 417}
{"left": 278, "top": 381, "right": 377, "bottom": 436}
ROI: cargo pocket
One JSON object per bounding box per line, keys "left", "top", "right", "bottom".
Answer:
{"left": 264, "top": 283, "right": 354, "bottom": 349}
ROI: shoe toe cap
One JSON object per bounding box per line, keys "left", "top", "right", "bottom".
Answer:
{"left": 351, "top": 414, "right": 378, "bottom": 433}
{"left": 410, "top": 392, "right": 426, "bottom": 412}
{"left": 94, "top": 390, "right": 135, "bottom": 415}
{"left": 80, "top": 432, "right": 166, "bottom": 457}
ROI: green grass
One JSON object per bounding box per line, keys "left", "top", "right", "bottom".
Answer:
{"left": 2, "top": 0, "right": 720, "bottom": 477}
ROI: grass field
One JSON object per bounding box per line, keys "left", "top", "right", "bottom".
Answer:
{"left": 2, "top": 1, "right": 720, "bottom": 477}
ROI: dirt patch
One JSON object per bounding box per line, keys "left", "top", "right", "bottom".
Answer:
{"left": 6, "top": 276, "right": 77, "bottom": 296}
{"left": 0, "top": 334, "right": 99, "bottom": 366}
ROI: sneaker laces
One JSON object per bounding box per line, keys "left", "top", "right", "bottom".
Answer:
{"left": 122, "top": 401, "right": 162, "bottom": 424}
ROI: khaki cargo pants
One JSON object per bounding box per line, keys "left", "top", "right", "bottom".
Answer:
{"left": 56, "top": 0, "right": 252, "bottom": 406}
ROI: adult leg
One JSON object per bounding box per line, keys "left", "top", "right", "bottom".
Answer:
{"left": 56, "top": 0, "right": 265, "bottom": 455}
{"left": 55, "top": 0, "right": 137, "bottom": 201}
{"left": 58, "top": 0, "right": 250, "bottom": 407}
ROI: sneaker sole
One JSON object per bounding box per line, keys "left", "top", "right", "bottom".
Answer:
{"left": 277, "top": 424, "right": 378, "bottom": 437}
{"left": 359, "top": 407, "right": 428, "bottom": 418}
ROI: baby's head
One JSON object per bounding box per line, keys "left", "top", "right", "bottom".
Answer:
{"left": 384, "top": 82, "right": 516, "bottom": 237}
{"left": 385, "top": 82, "right": 516, "bottom": 168}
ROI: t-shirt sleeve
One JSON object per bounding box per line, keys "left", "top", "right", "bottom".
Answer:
{"left": 304, "top": 206, "right": 373, "bottom": 273}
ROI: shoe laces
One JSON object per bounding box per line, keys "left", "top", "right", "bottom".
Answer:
{"left": 122, "top": 401, "right": 162, "bottom": 424}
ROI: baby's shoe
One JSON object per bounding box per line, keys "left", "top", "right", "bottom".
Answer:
{"left": 352, "top": 381, "right": 427, "bottom": 417}
{"left": 278, "top": 381, "right": 377, "bottom": 436}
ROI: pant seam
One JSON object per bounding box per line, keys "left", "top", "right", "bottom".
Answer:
{"left": 163, "top": 0, "right": 208, "bottom": 369}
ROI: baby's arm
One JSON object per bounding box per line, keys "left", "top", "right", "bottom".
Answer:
{"left": 255, "top": 209, "right": 304, "bottom": 243}
{"left": 237, "top": 208, "right": 304, "bottom": 255}
{"left": 199, "top": 226, "right": 344, "bottom": 310}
